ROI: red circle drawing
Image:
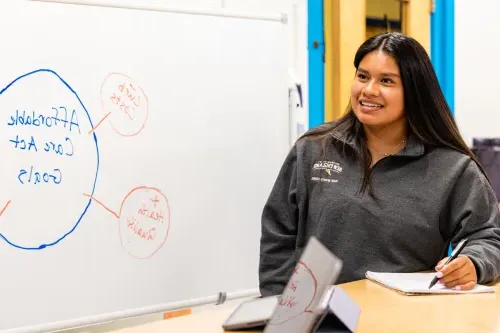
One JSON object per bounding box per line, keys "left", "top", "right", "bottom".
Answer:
{"left": 100, "top": 72, "right": 149, "bottom": 137}
{"left": 117, "top": 186, "right": 170, "bottom": 259}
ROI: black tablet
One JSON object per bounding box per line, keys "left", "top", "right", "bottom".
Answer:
{"left": 222, "top": 295, "right": 280, "bottom": 330}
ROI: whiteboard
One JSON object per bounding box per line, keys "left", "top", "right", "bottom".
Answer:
{"left": 0, "top": 1, "right": 290, "bottom": 332}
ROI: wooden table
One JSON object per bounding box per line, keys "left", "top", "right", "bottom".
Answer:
{"left": 344, "top": 279, "right": 500, "bottom": 333}
{"left": 109, "top": 279, "right": 500, "bottom": 333}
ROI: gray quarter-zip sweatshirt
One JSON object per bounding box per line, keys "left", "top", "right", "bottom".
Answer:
{"left": 259, "top": 129, "right": 500, "bottom": 296}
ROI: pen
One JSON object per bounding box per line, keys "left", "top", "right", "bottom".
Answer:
{"left": 428, "top": 238, "right": 469, "bottom": 289}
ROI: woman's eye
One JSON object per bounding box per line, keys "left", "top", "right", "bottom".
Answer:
{"left": 357, "top": 74, "right": 368, "bottom": 80}
{"left": 381, "top": 78, "right": 393, "bottom": 84}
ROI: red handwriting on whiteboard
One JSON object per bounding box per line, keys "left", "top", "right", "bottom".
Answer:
{"left": 127, "top": 216, "right": 156, "bottom": 241}
{"left": 268, "top": 261, "right": 318, "bottom": 325}
{"left": 137, "top": 202, "right": 165, "bottom": 223}
{"left": 99, "top": 73, "right": 149, "bottom": 137}
{"left": 110, "top": 82, "right": 141, "bottom": 120}
{"left": 84, "top": 186, "right": 170, "bottom": 259}
{"left": 119, "top": 82, "right": 141, "bottom": 106}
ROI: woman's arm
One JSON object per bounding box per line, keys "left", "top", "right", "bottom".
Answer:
{"left": 259, "top": 145, "right": 300, "bottom": 296}
{"left": 444, "top": 159, "right": 500, "bottom": 285}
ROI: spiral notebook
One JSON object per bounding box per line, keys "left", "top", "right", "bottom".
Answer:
{"left": 366, "top": 271, "right": 496, "bottom": 295}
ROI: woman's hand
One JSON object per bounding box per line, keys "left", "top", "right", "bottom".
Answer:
{"left": 435, "top": 255, "right": 478, "bottom": 290}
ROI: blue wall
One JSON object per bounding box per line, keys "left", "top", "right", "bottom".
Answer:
{"left": 307, "top": 0, "right": 325, "bottom": 129}
{"left": 431, "top": 0, "right": 455, "bottom": 115}
{"left": 431, "top": 0, "right": 455, "bottom": 255}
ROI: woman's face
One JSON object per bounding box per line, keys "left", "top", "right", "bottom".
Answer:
{"left": 350, "top": 50, "right": 405, "bottom": 129}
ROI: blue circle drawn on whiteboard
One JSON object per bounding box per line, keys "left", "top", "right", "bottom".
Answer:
{"left": 0, "top": 69, "right": 99, "bottom": 250}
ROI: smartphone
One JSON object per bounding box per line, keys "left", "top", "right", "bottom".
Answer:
{"left": 222, "top": 295, "right": 279, "bottom": 330}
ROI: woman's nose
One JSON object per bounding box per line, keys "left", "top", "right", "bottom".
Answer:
{"left": 363, "top": 80, "right": 380, "bottom": 96}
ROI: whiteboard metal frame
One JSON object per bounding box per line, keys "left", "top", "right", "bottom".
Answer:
{"left": 5, "top": 289, "right": 259, "bottom": 333}
{"left": 29, "top": 0, "right": 288, "bottom": 23}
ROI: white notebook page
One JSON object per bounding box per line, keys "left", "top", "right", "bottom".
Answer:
{"left": 366, "top": 271, "right": 496, "bottom": 295}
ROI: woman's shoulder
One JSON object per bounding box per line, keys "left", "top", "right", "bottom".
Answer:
{"left": 426, "top": 145, "right": 484, "bottom": 178}
{"left": 291, "top": 121, "right": 356, "bottom": 169}
{"left": 427, "top": 145, "right": 472, "bottom": 162}
{"left": 296, "top": 120, "right": 348, "bottom": 146}
{"left": 294, "top": 122, "right": 338, "bottom": 153}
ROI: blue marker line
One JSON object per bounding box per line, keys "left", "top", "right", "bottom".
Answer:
{"left": 0, "top": 69, "right": 100, "bottom": 250}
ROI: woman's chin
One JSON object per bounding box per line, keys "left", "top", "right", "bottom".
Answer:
{"left": 354, "top": 112, "right": 383, "bottom": 126}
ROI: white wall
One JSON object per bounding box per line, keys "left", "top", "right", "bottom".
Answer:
{"left": 455, "top": 1, "right": 499, "bottom": 146}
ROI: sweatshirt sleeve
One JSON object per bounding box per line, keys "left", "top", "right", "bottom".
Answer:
{"left": 446, "top": 159, "right": 500, "bottom": 284}
{"left": 259, "top": 145, "right": 300, "bottom": 296}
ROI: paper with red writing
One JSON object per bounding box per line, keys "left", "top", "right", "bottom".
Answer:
{"left": 264, "top": 236, "right": 343, "bottom": 333}
{"left": 269, "top": 261, "right": 318, "bottom": 325}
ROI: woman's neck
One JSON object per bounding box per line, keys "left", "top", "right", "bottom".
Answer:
{"left": 364, "top": 121, "right": 408, "bottom": 160}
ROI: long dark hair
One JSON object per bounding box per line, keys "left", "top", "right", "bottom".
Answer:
{"left": 302, "top": 32, "right": 486, "bottom": 196}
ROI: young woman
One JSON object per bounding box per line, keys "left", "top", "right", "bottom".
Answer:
{"left": 259, "top": 32, "right": 500, "bottom": 296}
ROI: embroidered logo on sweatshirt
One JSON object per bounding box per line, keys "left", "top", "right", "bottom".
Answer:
{"left": 311, "top": 160, "right": 342, "bottom": 183}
